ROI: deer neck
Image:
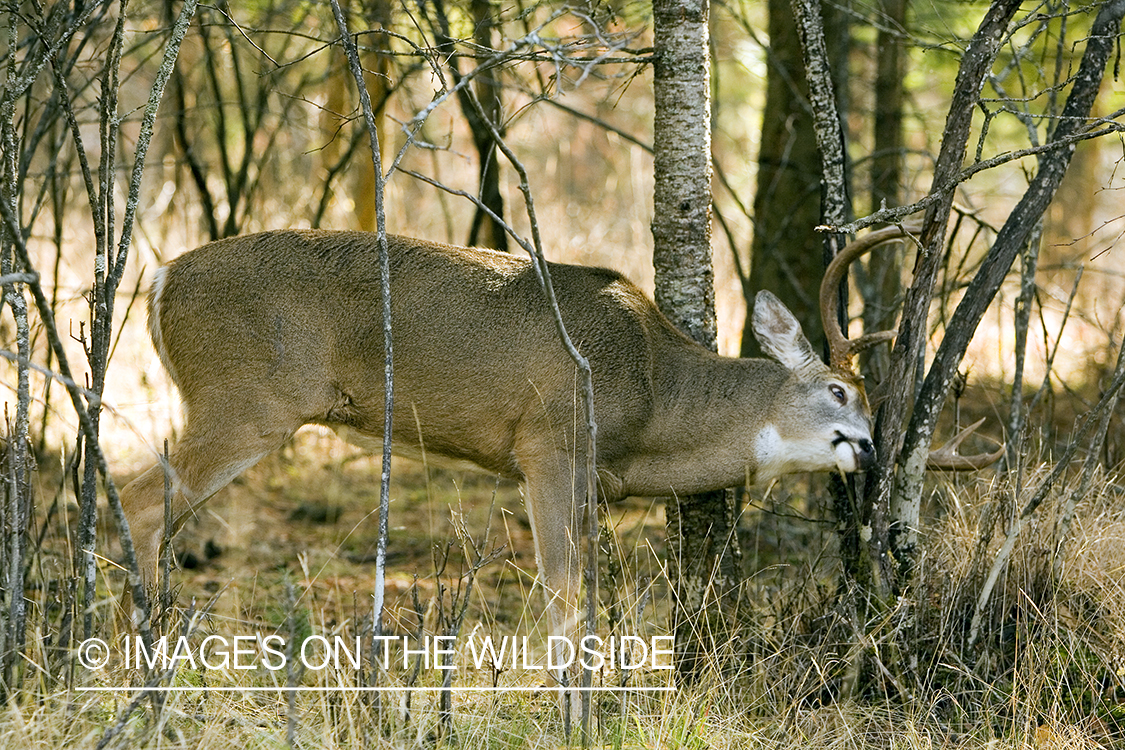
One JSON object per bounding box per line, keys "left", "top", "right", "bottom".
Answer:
{"left": 611, "top": 339, "right": 791, "bottom": 498}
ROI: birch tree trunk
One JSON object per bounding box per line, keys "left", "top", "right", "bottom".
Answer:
{"left": 652, "top": 0, "right": 741, "bottom": 682}
{"left": 652, "top": 0, "right": 715, "bottom": 348}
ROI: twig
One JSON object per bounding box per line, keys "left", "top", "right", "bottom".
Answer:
{"left": 830, "top": 125, "right": 1125, "bottom": 237}
{"left": 402, "top": 73, "right": 599, "bottom": 735}
{"left": 95, "top": 600, "right": 205, "bottom": 750}
{"left": 161, "top": 440, "right": 172, "bottom": 617}
{"left": 1026, "top": 267, "right": 1083, "bottom": 417}
{"left": 0, "top": 0, "right": 198, "bottom": 686}
{"left": 0, "top": 272, "right": 37, "bottom": 285}
{"left": 1005, "top": 222, "right": 1044, "bottom": 475}
{"left": 328, "top": 2, "right": 394, "bottom": 705}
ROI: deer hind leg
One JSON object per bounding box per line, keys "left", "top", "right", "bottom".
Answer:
{"left": 120, "top": 407, "right": 297, "bottom": 587}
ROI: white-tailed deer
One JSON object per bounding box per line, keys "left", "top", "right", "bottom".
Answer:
{"left": 120, "top": 225, "right": 996, "bottom": 684}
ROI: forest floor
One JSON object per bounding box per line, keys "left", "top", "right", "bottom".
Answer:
{"left": 4, "top": 428, "right": 1124, "bottom": 749}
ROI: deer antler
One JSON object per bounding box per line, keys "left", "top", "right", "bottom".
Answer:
{"left": 927, "top": 418, "right": 1005, "bottom": 470}
{"left": 818, "top": 225, "right": 1004, "bottom": 472}
{"left": 820, "top": 224, "right": 922, "bottom": 372}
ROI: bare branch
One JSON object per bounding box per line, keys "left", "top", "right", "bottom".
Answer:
{"left": 329, "top": 0, "right": 395, "bottom": 661}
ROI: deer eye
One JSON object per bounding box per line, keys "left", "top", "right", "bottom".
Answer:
{"left": 829, "top": 384, "right": 847, "bottom": 404}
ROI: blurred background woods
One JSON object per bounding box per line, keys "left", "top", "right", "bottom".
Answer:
{"left": 1, "top": 0, "right": 1125, "bottom": 746}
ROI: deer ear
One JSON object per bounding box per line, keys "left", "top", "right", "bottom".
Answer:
{"left": 752, "top": 291, "right": 822, "bottom": 377}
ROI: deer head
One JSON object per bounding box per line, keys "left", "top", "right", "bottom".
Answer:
{"left": 814, "top": 224, "right": 1003, "bottom": 471}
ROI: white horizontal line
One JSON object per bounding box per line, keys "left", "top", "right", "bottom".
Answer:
{"left": 77, "top": 685, "right": 676, "bottom": 693}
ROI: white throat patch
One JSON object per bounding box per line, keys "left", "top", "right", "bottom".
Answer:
{"left": 753, "top": 424, "right": 834, "bottom": 484}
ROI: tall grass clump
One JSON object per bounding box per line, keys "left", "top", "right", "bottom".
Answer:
{"left": 720, "top": 463, "right": 1125, "bottom": 748}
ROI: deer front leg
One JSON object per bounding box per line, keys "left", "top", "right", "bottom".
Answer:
{"left": 522, "top": 460, "right": 587, "bottom": 730}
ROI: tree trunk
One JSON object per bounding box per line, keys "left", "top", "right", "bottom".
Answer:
{"left": 865, "top": 0, "right": 1034, "bottom": 591}
{"left": 356, "top": 0, "right": 393, "bottom": 234}
{"left": 319, "top": 0, "right": 392, "bottom": 234}
{"left": 651, "top": 0, "right": 741, "bottom": 683}
{"left": 465, "top": 0, "right": 507, "bottom": 251}
{"left": 891, "top": 0, "right": 1125, "bottom": 582}
{"left": 742, "top": 0, "right": 822, "bottom": 357}
{"left": 862, "top": 0, "right": 907, "bottom": 381}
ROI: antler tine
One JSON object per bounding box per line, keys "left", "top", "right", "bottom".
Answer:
{"left": 848, "top": 329, "right": 898, "bottom": 353}
{"left": 927, "top": 418, "right": 1005, "bottom": 471}
{"left": 820, "top": 224, "right": 922, "bottom": 372}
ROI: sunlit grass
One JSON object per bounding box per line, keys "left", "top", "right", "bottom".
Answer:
{"left": 5, "top": 434, "right": 1124, "bottom": 748}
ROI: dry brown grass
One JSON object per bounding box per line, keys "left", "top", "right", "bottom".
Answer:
{"left": 6, "top": 435, "right": 1124, "bottom": 748}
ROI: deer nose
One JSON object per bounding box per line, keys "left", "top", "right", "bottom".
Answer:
{"left": 856, "top": 438, "right": 876, "bottom": 469}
